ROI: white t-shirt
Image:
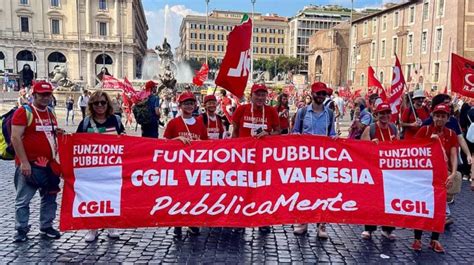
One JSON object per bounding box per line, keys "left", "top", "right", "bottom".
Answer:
{"left": 78, "top": 95, "right": 89, "bottom": 107}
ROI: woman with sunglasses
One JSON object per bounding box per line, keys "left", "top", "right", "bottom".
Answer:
{"left": 76, "top": 90, "right": 124, "bottom": 242}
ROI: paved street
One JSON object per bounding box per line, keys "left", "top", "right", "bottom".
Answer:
{"left": 0, "top": 159, "right": 473, "bottom": 263}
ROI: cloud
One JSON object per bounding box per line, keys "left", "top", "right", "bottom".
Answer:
{"left": 145, "top": 5, "right": 203, "bottom": 50}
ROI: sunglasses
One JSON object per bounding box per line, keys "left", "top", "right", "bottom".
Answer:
{"left": 37, "top": 92, "right": 52, "bottom": 97}
{"left": 182, "top": 101, "right": 195, "bottom": 106}
{"left": 92, "top": 101, "right": 107, "bottom": 106}
{"left": 316, "top": 92, "right": 327, "bottom": 96}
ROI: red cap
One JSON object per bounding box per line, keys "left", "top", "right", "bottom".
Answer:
{"left": 178, "top": 91, "right": 196, "bottom": 103}
{"left": 32, "top": 81, "right": 53, "bottom": 94}
{"left": 311, "top": 82, "right": 332, "bottom": 95}
{"left": 251, "top": 83, "right": 268, "bottom": 94}
{"left": 145, "top": 80, "right": 157, "bottom": 91}
{"left": 432, "top": 104, "right": 451, "bottom": 114}
{"left": 374, "top": 102, "right": 391, "bottom": 113}
{"left": 203, "top": 94, "right": 217, "bottom": 103}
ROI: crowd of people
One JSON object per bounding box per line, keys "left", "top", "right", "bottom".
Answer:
{"left": 7, "top": 78, "right": 474, "bottom": 254}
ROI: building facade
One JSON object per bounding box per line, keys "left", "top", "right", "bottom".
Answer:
{"left": 178, "top": 10, "right": 288, "bottom": 63}
{"left": 349, "top": 0, "right": 474, "bottom": 92}
{"left": 288, "top": 5, "right": 351, "bottom": 75}
{"left": 307, "top": 23, "right": 350, "bottom": 87}
{"left": 0, "top": 0, "right": 148, "bottom": 88}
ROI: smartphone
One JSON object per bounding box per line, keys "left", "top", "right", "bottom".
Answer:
{"left": 255, "top": 127, "right": 263, "bottom": 135}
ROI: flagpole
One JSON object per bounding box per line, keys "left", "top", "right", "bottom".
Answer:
{"left": 205, "top": 0, "right": 210, "bottom": 65}
{"left": 251, "top": 0, "right": 256, "bottom": 83}
{"left": 446, "top": 37, "right": 452, "bottom": 92}
{"left": 405, "top": 83, "right": 418, "bottom": 120}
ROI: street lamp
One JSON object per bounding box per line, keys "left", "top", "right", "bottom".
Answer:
{"left": 251, "top": 0, "right": 256, "bottom": 82}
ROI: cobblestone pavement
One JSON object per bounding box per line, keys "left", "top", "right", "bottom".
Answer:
{"left": 0, "top": 161, "right": 473, "bottom": 263}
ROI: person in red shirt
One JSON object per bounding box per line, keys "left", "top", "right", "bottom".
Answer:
{"left": 400, "top": 90, "right": 430, "bottom": 139}
{"left": 10, "top": 81, "right": 62, "bottom": 242}
{"left": 231, "top": 83, "right": 280, "bottom": 234}
{"left": 412, "top": 103, "right": 458, "bottom": 253}
{"left": 164, "top": 91, "right": 208, "bottom": 144}
{"left": 232, "top": 84, "right": 280, "bottom": 139}
{"left": 163, "top": 91, "right": 207, "bottom": 237}
{"left": 275, "top": 93, "right": 290, "bottom": 134}
{"left": 361, "top": 102, "right": 399, "bottom": 240}
{"left": 197, "top": 95, "right": 225, "bottom": 139}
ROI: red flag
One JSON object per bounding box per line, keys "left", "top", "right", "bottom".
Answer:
{"left": 192, "top": 63, "right": 209, "bottom": 86}
{"left": 451, "top": 53, "right": 474, "bottom": 98}
{"left": 388, "top": 55, "right": 406, "bottom": 122}
{"left": 368, "top": 66, "right": 388, "bottom": 101}
{"left": 101, "top": 75, "right": 123, "bottom": 90}
{"left": 215, "top": 15, "right": 252, "bottom": 98}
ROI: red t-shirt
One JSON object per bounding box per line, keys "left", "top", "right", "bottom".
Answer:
{"left": 275, "top": 105, "right": 290, "bottom": 130}
{"left": 196, "top": 114, "right": 224, "bottom": 140}
{"left": 373, "top": 123, "right": 396, "bottom": 142}
{"left": 233, "top": 104, "right": 280, "bottom": 138}
{"left": 12, "top": 105, "right": 58, "bottom": 164}
{"left": 415, "top": 125, "right": 458, "bottom": 170}
{"left": 164, "top": 116, "right": 208, "bottom": 140}
{"left": 401, "top": 107, "right": 430, "bottom": 139}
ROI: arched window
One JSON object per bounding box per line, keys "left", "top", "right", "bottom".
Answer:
{"left": 47, "top": 52, "right": 67, "bottom": 63}
{"left": 315, "top": 55, "right": 322, "bottom": 74}
{"left": 379, "top": 71, "right": 384, "bottom": 85}
{"left": 360, "top": 73, "right": 365, "bottom": 86}
{"left": 16, "top": 50, "right": 36, "bottom": 61}
{"left": 95, "top": 53, "right": 113, "bottom": 65}
{"left": 0, "top": 52, "right": 5, "bottom": 72}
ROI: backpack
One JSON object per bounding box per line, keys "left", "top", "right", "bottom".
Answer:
{"left": 132, "top": 97, "right": 153, "bottom": 126}
{"left": 296, "top": 107, "right": 334, "bottom": 136}
{"left": 0, "top": 105, "right": 51, "bottom": 160}
{"left": 369, "top": 123, "right": 398, "bottom": 140}
{"left": 82, "top": 115, "right": 122, "bottom": 134}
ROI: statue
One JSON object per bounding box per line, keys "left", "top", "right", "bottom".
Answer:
{"left": 155, "top": 38, "right": 177, "bottom": 73}
{"left": 51, "top": 65, "right": 78, "bottom": 91}
{"left": 158, "top": 65, "right": 177, "bottom": 94}
{"left": 154, "top": 38, "right": 177, "bottom": 94}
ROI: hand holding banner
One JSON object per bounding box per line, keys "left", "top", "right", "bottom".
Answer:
{"left": 59, "top": 134, "right": 447, "bottom": 232}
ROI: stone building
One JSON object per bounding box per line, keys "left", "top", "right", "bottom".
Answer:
{"left": 177, "top": 10, "right": 288, "bottom": 63}
{"left": 307, "top": 23, "right": 350, "bottom": 87}
{"left": 0, "top": 0, "right": 148, "bottom": 88}
{"left": 348, "top": 0, "right": 474, "bottom": 92}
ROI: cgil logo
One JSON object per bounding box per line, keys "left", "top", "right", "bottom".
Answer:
{"left": 390, "top": 199, "right": 429, "bottom": 215}
{"left": 78, "top": 200, "right": 115, "bottom": 215}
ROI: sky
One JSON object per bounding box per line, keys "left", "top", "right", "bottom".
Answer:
{"left": 142, "top": 0, "right": 403, "bottom": 49}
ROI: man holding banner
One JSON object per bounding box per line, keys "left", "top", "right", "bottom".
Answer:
{"left": 232, "top": 83, "right": 280, "bottom": 233}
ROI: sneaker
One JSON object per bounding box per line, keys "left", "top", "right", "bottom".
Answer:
{"left": 40, "top": 227, "right": 61, "bottom": 239}
{"left": 258, "top": 226, "right": 271, "bottom": 234}
{"left": 317, "top": 224, "right": 329, "bottom": 239}
{"left": 187, "top": 227, "right": 200, "bottom": 235}
{"left": 293, "top": 224, "right": 308, "bottom": 235}
{"left": 462, "top": 175, "right": 469, "bottom": 181}
{"left": 84, "top": 229, "right": 98, "bottom": 242}
{"left": 13, "top": 228, "right": 28, "bottom": 243}
{"left": 173, "top": 227, "right": 182, "bottom": 236}
{"left": 447, "top": 194, "right": 455, "bottom": 204}
{"left": 429, "top": 240, "right": 445, "bottom": 253}
{"left": 107, "top": 229, "right": 120, "bottom": 239}
{"left": 232, "top": 228, "right": 245, "bottom": 233}
{"left": 361, "top": 231, "right": 371, "bottom": 240}
{"left": 381, "top": 231, "right": 396, "bottom": 240}
{"left": 412, "top": 239, "right": 422, "bottom": 251}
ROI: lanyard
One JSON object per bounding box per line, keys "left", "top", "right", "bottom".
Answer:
{"left": 31, "top": 105, "right": 57, "bottom": 160}
{"left": 377, "top": 122, "right": 392, "bottom": 142}
{"left": 206, "top": 113, "right": 217, "bottom": 130}
{"left": 181, "top": 116, "right": 193, "bottom": 139}
{"left": 250, "top": 103, "right": 265, "bottom": 127}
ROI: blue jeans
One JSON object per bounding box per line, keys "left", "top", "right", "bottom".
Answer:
{"left": 14, "top": 166, "right": 58, "bottom": 230}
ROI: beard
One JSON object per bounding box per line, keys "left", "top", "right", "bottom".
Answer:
{"left": 312, "top": 95, "right": 325, "bottom": 105}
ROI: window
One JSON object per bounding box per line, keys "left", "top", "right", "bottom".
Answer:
{"left": 352, "top": 25, "right": 357, "bottom": 41}
{"left": 394, "top": 12, "right": 399, "bottom": 28}
{"left": 20, "top": 17, "right": 29, "bottom": 32}
{"left": 371, "top": 41, "right": 376, "bottom": 60}
{"left": 407, "top": 64, "right": 412, "bottom": 80}
{"left": 363, "top": 21, "right": 368, "bottom": 36}
{"left": 199, "top": 33, "right": 205, "bottom": 39}
{"left": 382, "top": 16, "right": 387, "bottom": 31}
{"left": 423, "top": 1, "right": 429, "bottom": 21}
{"left": 435, "top": 27, "right": 443, "bottom": 51}
{"left": 380, "top": 71, "right": 384, "bottom": 84}
{"left": 20, "top": 0, "right": 28, "bottom": 5}
{"left": 51, "top": 19, "right": 60, "bottom": 34}
{"left": 199, "top": 44, "right": 206, "bottom": 51}
{"left": 99, "top": 0, "right": 107, "bottom": 10}
{"left": 99, "top": 22, "right": 107, "bottom": 36}
{"left": 421, "top": 31, "right": 428, "bottom": 53}
{"left": 392, "top": 36, "right": 398, "bottom": 56}
{"left": 360, "top": 74, "right": 365, "bottom": 86}
{"left": 51, "top": 0, "right": 60, "bottom": 7}
{"left": 407, "top": 33, "right": 414, "bottom": 55}
{"left": 437, "top": 0, "right": 445, "bottom": 17}
{"left": 409, "top": 6, "right": 415, "bottom": 24}
{"left": 372, "top": 18, "right": 377, "bottom": 34}
{"left": 433, "top": 62, "right": 440, "bottom": 82}
{"left": 381, "top": 39, "right": 386, "bottom": 58}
